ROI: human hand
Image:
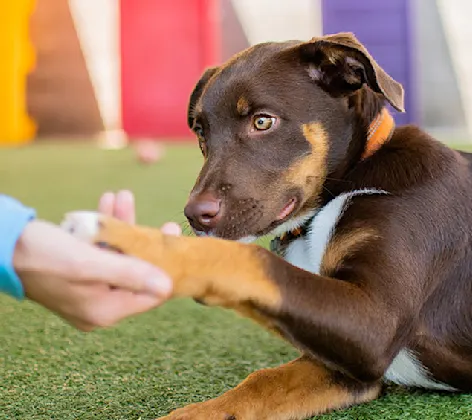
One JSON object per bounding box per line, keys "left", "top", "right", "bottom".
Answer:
{"left": 13, "top": 190, "right": 181, "bottom": 331}
{"left": 98, "top": 190, "right": 181, "bottom": 235}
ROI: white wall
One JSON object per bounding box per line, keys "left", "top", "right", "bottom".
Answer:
{"left": 437, "top": 0, "right": 472, "bottom": 140}
{"left": 69, "top": 0, "right": 121, "bottom": 135}
{"left": 231, "top": 0, "right": 322, "bottom": 44}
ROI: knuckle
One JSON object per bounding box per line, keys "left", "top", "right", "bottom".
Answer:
{"left": 80, "top": 309, "right": 114, "bottom": 329}
{"left": 120, "top": 264, "right": 150, "bottom": 290}
{"left": 91, "top": 315, "right": 114, "bottom": 328}
{"left": 77, "top": 324, "right": 96, "bottom": 332}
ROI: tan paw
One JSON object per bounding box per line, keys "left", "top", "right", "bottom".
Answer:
{"left": 61, "top": 211, "right": 102, "bottom": 242}
{"left": 158, "top": 401, "right": 239, "bottom": 420}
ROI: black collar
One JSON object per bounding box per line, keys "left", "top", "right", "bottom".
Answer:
{"left": 270, "top": 215, "right": 314, "bottom": 256}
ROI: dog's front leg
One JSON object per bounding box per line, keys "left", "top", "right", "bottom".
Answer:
{"left": 159, "top": 356, "right": 381, "bottom": 420}
{"left": 63, "top": 212, "right": 395, "bottom": 419}
{"left": 62, "top": 212, "right": 284, "bottom": 315}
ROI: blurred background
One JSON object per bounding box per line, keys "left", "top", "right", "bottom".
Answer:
{"left": 2, "top": 0, "right": 472, "bottom": 148}
{"left": 3, "top": 2, "right": 472, "bottom": 418}
{"left": 2, "top": 0, "right": 471, "bottom": 223}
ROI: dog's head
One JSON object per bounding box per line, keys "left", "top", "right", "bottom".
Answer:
{"left": 184, "top": 33, "right": 404, "bottom": 241}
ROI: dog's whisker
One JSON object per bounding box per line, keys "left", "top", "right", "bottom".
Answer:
{"left": 177, "top": 188, "right": 192, "bottom": 194}
{"left": 325, "top": 176, "right": 354, "bottom": 185}
{"left": 181, "top": 223, "right": 191, "bottom": 232}
{"left": 179, "top": 220, "right": 197, "bottom": 237}
{"left": 169, "top": 211, "right": 185, "bottom": 219}
{"left": 322, "top": 185, "right": 336, "bottom": 198}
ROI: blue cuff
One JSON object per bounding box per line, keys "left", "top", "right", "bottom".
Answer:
{"left": 0, "top": 195, "right": 36, "bottom": 299}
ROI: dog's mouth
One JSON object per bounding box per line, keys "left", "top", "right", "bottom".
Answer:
{"left": 193, "top": 196, "right": 301, "bottom": 241}
{"left": 245, "top": 196, "right": 302, "bottom": 240}
{"left": 276, "top": 197, "right": 298, "bottom": 221}
{"left": 260, "top": 196, "right": 300, "bottom": 233}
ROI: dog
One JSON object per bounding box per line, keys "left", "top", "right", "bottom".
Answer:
{"left": 62, "top": 32, "right": 472, "bottom": 419}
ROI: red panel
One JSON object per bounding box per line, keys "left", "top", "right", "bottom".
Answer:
{"left": 120, "top": 0, "right": 220, "bottom": 139}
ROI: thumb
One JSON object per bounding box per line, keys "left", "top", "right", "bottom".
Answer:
{"left": 84, "top": 291, "right": 165, "bottom": 329}
{"left": 81, "top": 247, "right": 173, "bottom": 297}
{"left": 161, "top": 222, "right": 182, "bottom": 236}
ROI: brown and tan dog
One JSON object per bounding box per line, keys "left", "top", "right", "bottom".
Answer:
{"left": 62, "top": 33, "right": 472, "bottom": 419}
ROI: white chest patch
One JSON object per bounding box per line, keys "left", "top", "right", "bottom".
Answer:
{"left": 284, "top": 189, "right": 386, "bottom": 274}
{"left": 385, "top": 349, "right": 456, "bottom": 391}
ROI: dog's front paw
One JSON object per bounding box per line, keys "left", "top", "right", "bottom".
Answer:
{"left": 158, "top": 401, "right": 239, "bottom": 420}
{"left": 61, "top": 211, "right": 102, "bottom": 242}
{"left": 61, "top": 210, "right": 170, "bottom": 265}
{"left": 61, "top": 211, "right": 128, "bottom": 253}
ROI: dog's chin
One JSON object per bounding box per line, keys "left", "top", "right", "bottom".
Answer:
{"left": 192, "top": 212, "right": 315, "bottom": 243}
{"left": 237, "top": 235, "right": 258, "bottom": 243}
{"left": 194, "top": 230, "right": 216, "bottom": 238}
{"left": 193, "top": 229, "right": 258, "bottom": 243}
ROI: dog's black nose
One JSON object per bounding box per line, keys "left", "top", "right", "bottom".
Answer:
{"left": 184, "top": 192, "right": 222, "bottom": 232}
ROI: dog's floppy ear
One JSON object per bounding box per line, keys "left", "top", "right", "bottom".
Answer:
{"left": 299, "top": 32, "right": 404, "bottom": 112}
{"left": 187, "top": 66, "right": 219, "bottom": 128}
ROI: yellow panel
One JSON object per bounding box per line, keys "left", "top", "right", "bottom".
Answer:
{"left": 0, "top": 0, "right": 36, "bottom": 145}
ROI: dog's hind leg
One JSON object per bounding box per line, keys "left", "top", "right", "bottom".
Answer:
{"left": 158, "top": 356, "right": 381, "bottom": 420}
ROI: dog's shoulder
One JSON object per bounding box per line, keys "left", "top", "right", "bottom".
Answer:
{"left": 285, "top": 126, "right": 472, "bottom": 280}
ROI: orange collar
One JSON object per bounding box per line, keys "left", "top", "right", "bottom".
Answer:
{"left": 362, "top": 108, "right": 395, "bottom": 160}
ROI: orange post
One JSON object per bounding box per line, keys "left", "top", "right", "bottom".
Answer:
{"left": 0, "top": 0, "right": 36, "bottom": 145}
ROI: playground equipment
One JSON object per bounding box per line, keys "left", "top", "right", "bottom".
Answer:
{"left": 0, "top": 0, "right": 36, "bottom": 145}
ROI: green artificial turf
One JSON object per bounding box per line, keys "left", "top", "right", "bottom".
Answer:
{"left": 1, "top": 142, "right": 472, "bottom": 419}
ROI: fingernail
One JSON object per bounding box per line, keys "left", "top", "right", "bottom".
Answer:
{"left": 115, "top": 190, "right": 136, "bottom": 224}
{"left": 117, "top": 190, "right": 134, "bottom": 202}
{"left": 99, "top": 192, "right": 115, "bottom": 215}
{"left": 161, "top": 222, "right": 182, "bottom": 236}
{"left": 101, "top": 191, "right": 114, "bottom": 201}
{"left": 147, "top": 273, "right": 173, "bottom": 296}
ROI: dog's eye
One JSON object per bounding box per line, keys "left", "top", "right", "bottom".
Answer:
{"left": 194, "top": 125, "right": 204, "bottom": 138}
{"left": 199, "top": 138, "right": 208, "bottom": 157}
{"left": 253, "top": 115, "right": 276, "bottom": 131}
{"left": 193, "top": 124, "right": 207, "bottom": 157}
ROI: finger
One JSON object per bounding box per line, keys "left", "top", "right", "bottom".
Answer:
{"left": 114, "top": 190, "right": 136, "bottom": 224}
{"left": 65, "top": 316, "right": 96, "bottom": 332}
{"left": 98, "top": 192, "right": 115, "bottom": 216}
{"left": 161, "top": 222, "right": 182, "bottom": 236}
{"left": 78, "top": 248, "right": 173, "bottom": 297}
{"left": 47, "top": 226, "right": 172, "bottom": 297}
{"left": 112, "top": 257, "right": 173, "bottom": 297}
{"left": 82, "top": 290, "right": 164, "bottom": 328}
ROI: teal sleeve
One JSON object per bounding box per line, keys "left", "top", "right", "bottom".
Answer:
{"left": 0, "top": 195, "right": 36, "bottom": 299}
